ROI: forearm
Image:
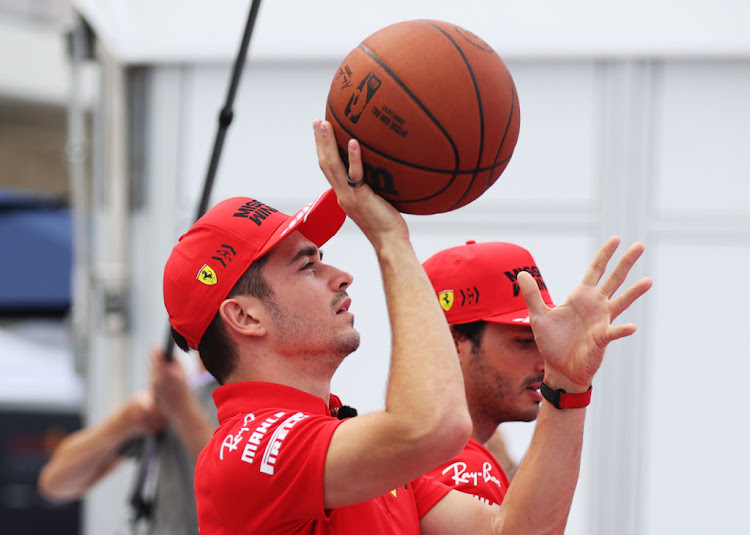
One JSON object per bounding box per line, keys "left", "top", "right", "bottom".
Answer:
{"left": 321, "top": 237, "right": 471, "bottom": 506}
{"left": 377, "top": 237, "right": 471, "bottom": 454}
{"left": 168, "top": 397, "right": 216, "bottom": 461}
{"left": 494, "top": 402, "right": 586, "bottom": 534}
{"left": 484, "top": 429, "right": 519, "bottom": 481}
{"left": 38, "top": 408, "right": 136, "bottom": 502}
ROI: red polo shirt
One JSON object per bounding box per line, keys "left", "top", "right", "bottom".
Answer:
{"left": 425, "top": 439, "right": 510, "bottom": 507}
{"left": 195, "top": 382, "right": 451, "bottom": 534}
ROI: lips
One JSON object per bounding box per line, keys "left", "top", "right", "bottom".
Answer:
{"left": 336, "top": 297, "right": 352, "bottom": 314}
{"left": 526, "top": 382, "right": 543, "bottom": 402}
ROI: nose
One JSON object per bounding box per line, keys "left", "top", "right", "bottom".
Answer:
{"left": 535, "top": 354, "right": 545, "bottom": 373}
{"left": 331, "top": 265, "right": 353, "bottom": 291}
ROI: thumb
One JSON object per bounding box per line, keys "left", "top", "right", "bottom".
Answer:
{"left": 517, "top": 270, "right": 548, "bottom": 318}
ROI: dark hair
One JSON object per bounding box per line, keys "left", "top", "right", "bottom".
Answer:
{"left": 450, "top": 320, "right": 488, "bottom": 352}
{"left": 171, "top": 253, "right": 272, "bottom": 384}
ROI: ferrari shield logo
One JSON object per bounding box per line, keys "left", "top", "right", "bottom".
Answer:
{"left": 439, "top": 290, "right": 454, "bottom": 311}
{"left": 197, "top": 264, "right": 218, "bottom": 286}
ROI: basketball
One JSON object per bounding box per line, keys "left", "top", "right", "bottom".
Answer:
{"left": 325, "top": 19, "right": 520, "bottom": 215}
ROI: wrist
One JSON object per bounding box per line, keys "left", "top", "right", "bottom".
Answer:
{"left": 542, "top": 372, "right": 591, "bottom": 394}
{"left": 117, "top": 403, "right": 148, "bottom": 439}
{"left": 540, "top": 380, "right": 592, "bottom": 410}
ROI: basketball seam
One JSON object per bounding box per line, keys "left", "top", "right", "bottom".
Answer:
{"left": 358, "top": 43, "right": 462, "bottom": 173}
{"left": 326, "top": 94, "right": 514, "bottom": 205}
{"left": 350, "top": 43, "right": 469, "bottom": 203}
{"left": 422, "top": 21, "right": 487, "bottom": 212}
{"left": 326, "top": 97, "right": 455, "bottom": 174}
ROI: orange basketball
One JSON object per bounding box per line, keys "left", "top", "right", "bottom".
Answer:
{"left": 325, "top": 20, "right": 520, "bottom": 215}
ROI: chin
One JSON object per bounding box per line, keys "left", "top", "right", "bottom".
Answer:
{"left": 525, "top": 405, "right": 541, "bottom": 422}
{"left": 337, "top": 332, "right": 361, "bottom": 357}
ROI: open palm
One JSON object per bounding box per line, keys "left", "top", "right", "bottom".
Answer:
{"left": 518, "top": 237, "right": 652, "bottom": 390}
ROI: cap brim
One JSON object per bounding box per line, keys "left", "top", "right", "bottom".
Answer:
{"left": 258, "top": 188, "right": 346, "bottom": 259}
{"left": 483, "top": 308, "right": 533, "bottom": 325}
{"left": 483, "top": 301, "right": 556, "bottom": 326}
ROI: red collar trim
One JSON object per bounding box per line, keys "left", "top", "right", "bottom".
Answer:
{"left": 213, "top": 381, "right": 342, "bottom": 423}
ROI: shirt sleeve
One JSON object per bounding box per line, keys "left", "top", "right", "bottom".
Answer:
{"left": 410, "top": 474, "right": 452, "bottom": 519}
{"left": 424, "top": 441, "right": 510, "bottom": 507}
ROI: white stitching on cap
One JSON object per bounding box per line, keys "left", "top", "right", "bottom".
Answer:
{"left": 278, "top": 191, "right": 325, "bottom": 238}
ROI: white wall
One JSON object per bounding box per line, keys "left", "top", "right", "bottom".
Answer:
{"left": 71, "top": 0, "right": 750, "bottom": 62}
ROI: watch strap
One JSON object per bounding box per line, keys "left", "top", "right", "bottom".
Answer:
{"left": 540, "top": 381, "right": 592, "bottom": 409}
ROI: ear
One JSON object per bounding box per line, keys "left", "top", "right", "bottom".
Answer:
{"left": 450, "top": 328, "right": 472, "bottom": 365}
{"left": 218, "top": 296, "right": 267, "bottom": 339}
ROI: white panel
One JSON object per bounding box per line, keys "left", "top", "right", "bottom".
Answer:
{"left": 643, "top": 242, "right": 750, "bottom": 534}
{"left": 488, "top": 61, "right": 598, "bottom": 206}
{"left": 0, "top": 18, "right": 71, "bottom": 103}
{"left": 72, "top": 0, "right": 750, "bottom": 63}
{"left": 131, "top": 67, "right": 191, "bottom": 367}
{"left": 0, "top": 18, "right": 99, "bottom": 105}
{"left": 181, "top": 63, "right": 339, "bottom": 213}
{"left": 654, "top": 61, "right": 750, "bottom": 216}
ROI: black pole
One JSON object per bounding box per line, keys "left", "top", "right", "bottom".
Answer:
{"left": 130, "top": 2, "right": 264, "bottom": 533}
{"left": 163, "top": 0, "right": 263, "bottom": 361}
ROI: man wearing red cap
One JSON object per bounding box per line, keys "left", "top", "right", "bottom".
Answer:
{"left": 162, "top": 120, "right": 652, "bottom": 534}
{"left": 422, "top": 241, "right": 562, "bottom": 508}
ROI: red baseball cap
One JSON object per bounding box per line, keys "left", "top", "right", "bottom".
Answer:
{"left": 422, "top": 240, "right": 554, "bottom": 325}
{"left": 163, "top": 189, "right": 346, "bottom": 349}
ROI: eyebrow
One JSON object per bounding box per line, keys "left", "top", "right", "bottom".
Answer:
{"left": 289, "top": 245, "right": 321, "bottom": 265}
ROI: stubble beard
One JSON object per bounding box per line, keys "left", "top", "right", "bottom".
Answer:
{"left": 267, "top": 297, "right": 361, "bottom": 364}
{"left": 469, "top": 347, "right": 540, "bottom": 425}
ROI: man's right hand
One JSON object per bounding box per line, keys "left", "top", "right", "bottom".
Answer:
{"left": 312, "top": 119, "right": 409, "bottom": 249}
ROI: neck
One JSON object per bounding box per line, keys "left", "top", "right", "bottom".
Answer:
{"left": 468, "top": 404, "right": 503, "bottom": 445}
{"left": 227, "top": 348, "right": 337, "bottom": 406}
{"left": 471, "top": 425, "right": 495, "bottom": 445}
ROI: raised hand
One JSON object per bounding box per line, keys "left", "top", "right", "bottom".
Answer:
{"left": 518, "top": 236, "right": 653, "bottom": 391}
{"left": 125, "top": 391, "right": 167, "bottom": 436}
{"left": 312, "top": 119, "right": 408, "bottom": 247}
{"left": 150, "top": 346, "right": 191, "bottom": 417}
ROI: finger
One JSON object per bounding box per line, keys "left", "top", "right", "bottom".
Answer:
{"left": 606, "top": 322, "right": 637, "bottom": 342}
{"left": 347, "top": 139, "right": 365, "bottom": 185}
{"left": 581, "top": 236, "right": 621, "bottom": 287}
{"left": 518, "top": 270, "right": 551, "bottom": 318}
{"left": 600, "top": 241, "right": 645, "bottom": 298}
{"left": 346, "top": 142, "right": 368, "bottom": 187}
{"left": 609, "top": 277, "right": 653, "bottom": 321}
{"left": 313, "top": 120, "right": 348, "bottom": 189}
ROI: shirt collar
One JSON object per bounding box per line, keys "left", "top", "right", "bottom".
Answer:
{"left": 213, "top": 381, "right": 342, "bottom": 424}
